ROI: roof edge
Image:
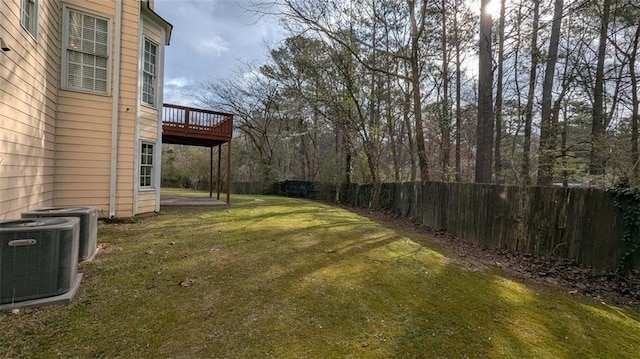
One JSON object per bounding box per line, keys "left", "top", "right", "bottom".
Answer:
{"left": 141, "top": 0, "right": 173, "bottom": 45}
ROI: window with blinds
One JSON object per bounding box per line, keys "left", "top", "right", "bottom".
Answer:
{"left": 142, "top": 38, "right": 158, "bottom": 106}
{"left": 64, "top": 8, "right": 109, "bottom": 93}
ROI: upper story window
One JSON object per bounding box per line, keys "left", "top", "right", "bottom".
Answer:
{"left": 142, "top": 38, "right": 158, "bottom": 106}
{"left": 63, "top": 7, "right": 110, "bottom": 94}
{"left": 21, "top": 0, "right": 38, "bottom": 38}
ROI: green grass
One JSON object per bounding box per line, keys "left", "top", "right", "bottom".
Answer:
{"left": 2, "top": 194, "right": 639, "bottom": 358}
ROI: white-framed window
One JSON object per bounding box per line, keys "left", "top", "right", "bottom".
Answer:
{"left": 21, "top": 0, "right": 38, "bottom": 38}
{"left": 62, "top": 6, "right": 110, "bottom": 94}
{"left": 142, "top": 38, "right": 158, "bottom": 106}
{"left": 140, "top": 142, "right": 155, "bottom": 189}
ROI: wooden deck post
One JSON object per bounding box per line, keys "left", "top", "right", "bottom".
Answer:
{"left": 209, "top": 146, "right": 213, "bottom": 198}
{"left": 217, "top": 144, "right": 222, "bottom": 200}
{"left": 184, "top": 107, "right": 190, "bottom": 134}
{"left": 226, "top": 140, "right": 231, "bottom": 204}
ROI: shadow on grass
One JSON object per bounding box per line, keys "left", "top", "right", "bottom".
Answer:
{"left": 3, "top": 197, "right": 640, "bottom": 358}
{"left": 114, "top": 201, "right": 640, "bottom": 357}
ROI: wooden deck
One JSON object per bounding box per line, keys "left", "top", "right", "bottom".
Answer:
{"left": 162, "top": 103, "right": 233, "bottom": 147}
{"left": 161, "top": 103, "right": 233, "bottom": 203}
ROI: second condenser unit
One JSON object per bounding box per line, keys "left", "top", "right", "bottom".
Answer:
{"left": 22, "top": 207, "right": 98, "bottom": 262}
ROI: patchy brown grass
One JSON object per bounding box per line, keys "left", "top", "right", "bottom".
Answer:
{"left": 1, "top": 195, "right": 639, "bottom": 358}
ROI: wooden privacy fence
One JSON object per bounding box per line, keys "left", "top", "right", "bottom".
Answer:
{"left": 232, "top": 181, "right": 639, "bottom": 272}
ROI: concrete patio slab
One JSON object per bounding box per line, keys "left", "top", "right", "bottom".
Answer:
{"left": 160, "top": 195, "right": 227, "bottom": 207}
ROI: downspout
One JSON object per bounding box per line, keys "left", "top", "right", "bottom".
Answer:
{"left": 109, "top": 0, "right": 123, "bottom": 218}
{"left": 155, "top": 26, "right": 166, "bottom": 213}
{"left": 133, "top": 15, "right": 144, "bottom": 215}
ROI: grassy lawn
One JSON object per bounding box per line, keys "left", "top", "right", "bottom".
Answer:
{"left": 2, "top": 195, "right": 639, "bottom": 358}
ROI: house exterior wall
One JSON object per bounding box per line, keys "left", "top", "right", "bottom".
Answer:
{"left": 135, "top": 18, "right": 163, "bottom": 215}
{"left": 0, "top": 0, "right": 60, "bottom": 219}
{"left": 1, "top": 0, "right": 169, "bottom": 219}
{"left": 53, "top": 0, "right": 141, "bottom": 218}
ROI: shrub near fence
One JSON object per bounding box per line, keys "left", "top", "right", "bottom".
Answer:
{"left": 233, "top": 181, "right": 639, "bottom": 272}
{"left": 232, "top": 181, "right": 275, "bottom": 195}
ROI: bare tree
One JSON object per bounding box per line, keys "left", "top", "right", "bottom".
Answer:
{"left": 589, "top": 0, "right": 612, "bottom": 176}
{"left": 631, "top": 21, "right": 640, "bottom": 181}
{"left": 475, "top": 0, "right": 494, "bottom": 183}
{"left": 521, "top": 0, "right": 541, "bottom": 186}
{"left": 494, "top": 0, "right": 506, "bottom": 181}
{"left": 537, "top": 0, "right": 565, "bottom": 186}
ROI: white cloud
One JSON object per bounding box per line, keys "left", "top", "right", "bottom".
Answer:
{"left": 166, "top": 77, "right": 191, "bottom": 88}
{"left": 154, "top": 0, "right": 284, "bottom": 106}
{"left": 194, "top": 35, "right": 229, "bottom": 56}
{"left": 163, "top": 84, "right": 198, "bottom": 106}
{"left": 163, "top": 77, "right": 199, "bottom": 106}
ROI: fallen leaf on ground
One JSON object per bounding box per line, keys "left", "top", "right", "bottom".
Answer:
{"left": 179, "top": 279, "right": 194, "bottom": 287}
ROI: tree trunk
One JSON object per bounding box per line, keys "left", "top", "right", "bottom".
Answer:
{"left": 440, "top": 0, "right": 451, "bottom": 180}
{"left": 494, "top": 0, "right": 506, "bottom": 182}
{"left": 383, "top": 18, "right": 400, "bottom": 182}
{"left": 537, "top": 0, "right": 564, "bottom": 186}
{"left": 630, "top": 21, "right": 640, "bottom": 182}
{"left": 561, "top": 106, "right": 569, "bottom": 187}
{"left": 521, "top": 0, "right": 540, "bottom": 186}
{"left": 454, "top": 3, "right": 462, "bottom": 182}
{"left": 299, "top": 117, "right": 309, "bottom": 180}
{"left": 589, "top": 0, "right": 611, "bottom": 177}
{"left": 387, "top": 76, "right": 400, "bottom": 182}
{"left": 475, "top": 0, "right": 494, "bottom": 183}
{"left": 344, "top": 135, "right": 352, "bottom": 185}
{"left": 369, "top": 1, "right": 379, "bottom": 188}
{"left": 409, "top": 0, "right": 429, "bottom": 182}
{"left": 403, "top": 82, "right": 417, "bottom": 181}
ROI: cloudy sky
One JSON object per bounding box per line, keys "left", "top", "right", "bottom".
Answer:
{"left": 154, "top": 0, "right": 284, "bottom": 106}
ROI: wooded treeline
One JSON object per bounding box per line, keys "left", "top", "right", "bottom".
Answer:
{"left": 167, "top": 0, "right": 640, "bottom": 188}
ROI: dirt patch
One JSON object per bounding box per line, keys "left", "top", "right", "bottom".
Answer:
{"left": 350, "top": 207, "right": 640, "bottom": 311}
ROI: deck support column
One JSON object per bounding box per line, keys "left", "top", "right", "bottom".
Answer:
{"left": 226, "top": 140, "right": 231, "bottom": 204}
{"left": 217, "top": 144, "right": 222, "bottom": 200}
{"left": 209, "top": 146, "right": 213, "bottom": 198}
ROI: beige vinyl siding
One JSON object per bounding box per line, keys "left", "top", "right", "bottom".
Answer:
{"left": 139, "top": 21, "right": 161, "bottom": 140}
{"left": 114, "top": 0, "right": 141, "bottom": 216}
{"left": 0, "top": 0, "right": 60, "bottom": 219}
{"left": 137, "top": 191, "right": 155, "bottom": 214}
{"left": 54, "top": 66, "right": 113, "bottom": 213}
{"left": 53, "top": 0, "right": 141, "bottom": 217}
{"left": 133, "top": 18, "right": 163, "bottom": 215}
{"left": 140, "top": 107, "right": 158, "bottom": 139}
{"left": 2, "top": 0, "right": 159, "bottom": 219}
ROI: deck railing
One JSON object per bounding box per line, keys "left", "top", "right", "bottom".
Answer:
{"left": 162, "top": 103, "right": 233, "bottom": 141}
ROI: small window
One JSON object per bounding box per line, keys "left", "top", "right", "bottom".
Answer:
{"left": 142, "top": 38, "right": 158, "bottom": 106}
{"left": 63, "top": 7, "right": 110, "bottom": 94}
{"left": 21, "top": 0, "right": 38, "bottom": 38}
{"left": 140, "top": 142, "right": 154, "bottom": 188}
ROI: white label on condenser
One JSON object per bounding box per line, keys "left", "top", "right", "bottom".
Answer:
{"left": 8, "top": 239, "right": 37, "bottom": 246}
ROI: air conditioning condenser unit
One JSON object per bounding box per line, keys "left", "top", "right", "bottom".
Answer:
{"left": 22, "top": 206, "right": 98, "bottom": 262}
{"left": 0, "top": 217, "right": 83, "bottom": 309}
